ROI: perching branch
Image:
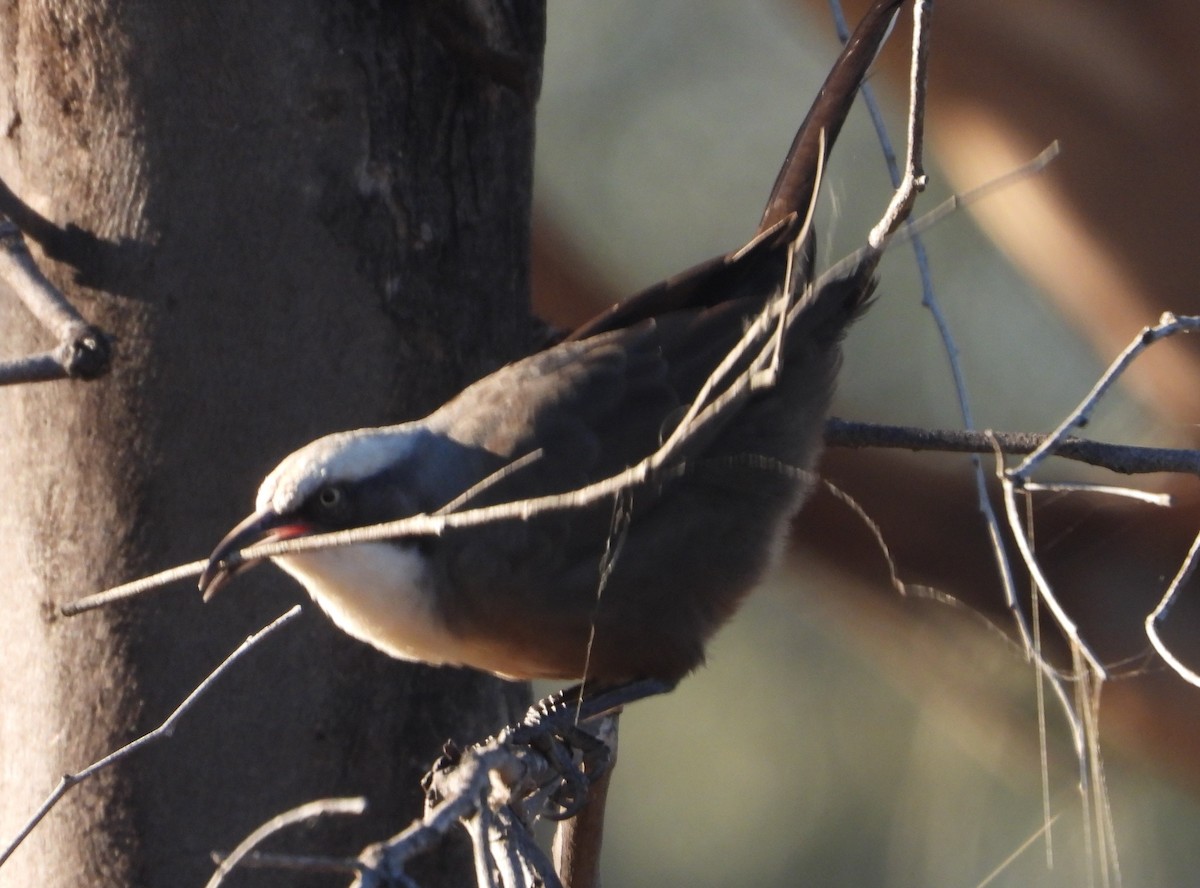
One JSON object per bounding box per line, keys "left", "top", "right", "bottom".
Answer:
{"left": 351, "top": 695, "right": 640, "bottom": 888}
{"left": 0, "top": 217, "right": 111, "bottom": 385}
{"left": 353, "top": 733, "right": 562, "bottom": 888}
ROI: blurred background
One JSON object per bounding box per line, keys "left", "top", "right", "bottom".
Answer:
{"left": 530, "top": 1, "right": 1200, "bottom": 885}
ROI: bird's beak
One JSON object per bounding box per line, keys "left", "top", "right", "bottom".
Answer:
{"left": 198, "top": 510, "right": 313, "bottom": 602}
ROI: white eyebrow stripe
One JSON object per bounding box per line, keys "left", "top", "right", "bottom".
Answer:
{"left": 255, "top": 426, "right": 423, "bottom": 515}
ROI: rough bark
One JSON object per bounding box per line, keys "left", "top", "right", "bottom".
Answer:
{"left": 0, "top": 1, "right": 542, "bottom": 884}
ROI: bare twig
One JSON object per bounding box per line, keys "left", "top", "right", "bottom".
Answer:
{"left": 834, "top": 0, "right": 1039, "bottom": 678}
{"left": 214, "top": 850, "right": 365, "bottom": 875}
{"left": 868, "top": 0, "right": 931, "bottom": 249}
{"left": 1145, "top": 530, "right": 1200, "bottom": 688}
{"left": 465, "top": 801, "right": 503, "bottom": 888}
{"left": 996, "top": 314, "right": 1200, "bottom": 684}
{"left": 825, "top": 418, "right": 1200, "bottom": 476}
{"left": 999, "top": 467, "right": 1107, "bottom": 677}
{"left": 1011, "top": 313, "right": 1200, "bottom": 478}
{"left": 496, "top": 805, "right": 560, "bottom": 888}
{"left": 354, "top": 748, "right": 506, "bottom": 887}
{"left": 988, "top": 313, "right": 1200, "bottom": 881}
{"left": 60, "top": 559, "right": 208, "bottom": 615}
{"left": 1021, "top": 481, "right": 1170, "bottom": 507}
{"left": 826, "top": 142, "right": 1061, "bottom": 288}
{"left": 0, "top": 606, "right": 301, "bottom": 871}
{"left": 829, "top": 1, "right": 1058, "bottom": 720}
{"left": 0, "top": 218, "right": 110, "bottom": 384}
{"left": 61, "top": 258, "right": 796, "bottom": 615}
{"left": 206, "top": 796, "right": 368, "bottom": 888}
{"left": 827, "top": 11, "right": 1083, "bottom": 825}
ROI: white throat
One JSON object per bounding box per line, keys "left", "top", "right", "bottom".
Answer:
{"left": 272, "top": 543, "right": 464, "bottom": 666}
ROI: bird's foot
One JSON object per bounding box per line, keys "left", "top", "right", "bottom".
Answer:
{"left": 521, "top": 677, "right": 676, "bottom": 727}
{"left": 507, "top": 678, "right": 675, "bottom": 818}
{"left": 422, "top": 679, "right": 674, "bottom": 824}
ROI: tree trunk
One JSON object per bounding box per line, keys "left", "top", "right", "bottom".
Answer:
{"left": 0, "top": 2, "right": 542, "bottom": 884}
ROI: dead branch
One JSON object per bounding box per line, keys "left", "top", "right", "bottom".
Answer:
{"left": 1145, "top": 530, "right": 1200, "bottom": 688}
{"left": 354, "top": 727, "right": 571, "bottom": 888}
{"left": 825, "top": 419, "right": 1200, "bottom": 476}
{"left": 206, "top": 797, "right": 368, "bottom": 888}
{"left": 346, "top": 694, "right": 643, "bottom": 888}
{"left": 0, "top": 217, "right": 110, "bottom": 384}
{"left": 1011, "top": 313, "right": 1200, "bottom": 479}
{"left": 868, "top": 0, "right": 931, "bottom": 250}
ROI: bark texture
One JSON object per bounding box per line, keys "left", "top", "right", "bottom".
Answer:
{"left": 0, "top": 1, "right": 542, "bottom": 883}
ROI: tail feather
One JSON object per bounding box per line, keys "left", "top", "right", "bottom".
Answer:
{"left": 758, "top": 0, "right": 907, "bottom": 236}
{"left": 565, "top": 0, "right": 909, "bottom": 345}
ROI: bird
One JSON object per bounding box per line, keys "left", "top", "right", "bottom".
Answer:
{"left": 200, "top": 0, "right": 907, "bottom": 696}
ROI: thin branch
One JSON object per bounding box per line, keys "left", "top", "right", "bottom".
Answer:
{"left": 1145, "top": 530, "right": 1200, "bottom": 688}
{"left": 822, "top": 142, "right": 1061, "bottom": 285}
{"left": 0, "top": 606, "right": 302, "bottom": 871}
{"left": 354, "top": 749, "right": 504, "bottom": 887}
{"left": 496, "top": 805, "right": 561, "bottom": 888}
{"left": 60, "top": 559, "right": 208, "bottom": 615}
{"left": 0, "top": 218, "right": 110, "bottom": 384}
{"left": 1021, "top": 481, "right": 1170, "bottom": 507}
{"left": 868, "top": 0, "right": 931, "bottom": 249}
{"left": 821, "top": 33, "right": 1079, "bottom": 790}
{"left": 830, "top": 0, "right": 1052, "bottom": 706}
{"left": 62, "top": 269, "right": 797, "bottom": 615}
{"left": 877, "top": 0, "right": 1047, "bottom": 699}
{"left": 975, "top": 812, "right": 1064, "bottom": 888}
{"left": 1000, "top": 463, "right": 1107, "bottom": 677}
{"left": 206, "top": 796, "right": 368, "bottom": 888}
{"left": 825, "top": 418, "right": 1200, "bottom": 476}
{"left": 1011, "top": 313, "right": 1200, "bottom": 479}
{"left": 465, "top": 802, "right": 503, "bottom": 888}
{"left": 0, "top": 351, "right": 82, "bottom": 385}
{"left": 992, "top": 313, "right": 1200, "bottom": 685}
{"left": 212, "top": 850, "right": 364, "bottom": 876}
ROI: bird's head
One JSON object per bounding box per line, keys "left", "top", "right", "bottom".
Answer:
{"left": 198, "top": 427, "right": 426, "bottom": 601}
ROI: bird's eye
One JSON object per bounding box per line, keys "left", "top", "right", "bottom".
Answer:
{"left": 317, "top": 486, "right": 343, "bottom": 509}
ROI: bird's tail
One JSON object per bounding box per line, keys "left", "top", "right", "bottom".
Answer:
{"left": 757, "top": 0, "right": 907, "bottom": 242}
{"left": 565, "top": 0, "right": 909, "bottom": 345}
